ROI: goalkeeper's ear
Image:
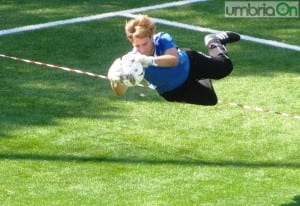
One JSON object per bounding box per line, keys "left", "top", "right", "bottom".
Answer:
{"left": 110, "top": 81, "right": 128, "bottom": 96}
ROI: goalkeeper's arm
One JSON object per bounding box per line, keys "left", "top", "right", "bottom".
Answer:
{"left": 136, "top": 47, "right": 179, "bottom": 68}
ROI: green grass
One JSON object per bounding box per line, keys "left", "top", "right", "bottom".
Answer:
{"left": 1, "top": 0, "right": 300, "bottom": 205}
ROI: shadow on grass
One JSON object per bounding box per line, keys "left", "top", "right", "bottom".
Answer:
{"left": 0, "top": 64, "right": 132, "bottom": 138}
{"left": 281, "top": 195, "right": 300, "bottom": 206}
{"left": 0, "top": 153, "right": 299, "bottom": 169}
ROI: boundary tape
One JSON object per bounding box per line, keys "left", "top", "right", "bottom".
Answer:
{"left": 0, "top": 54, "right": 148, "bottom": 89}
{"left": 218, "top": 100, "right": 300, "bottom": 120}
{"left": 1, "top": 53, "right": 299, "bottom": 120}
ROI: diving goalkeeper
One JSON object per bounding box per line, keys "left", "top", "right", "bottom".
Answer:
{"left": 108, "top": 14, "right": 240, "bottom": 105}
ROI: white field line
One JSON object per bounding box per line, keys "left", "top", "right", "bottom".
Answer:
{"left": 0, "top": 0, "right": 206, "bottom": 36}
{"left": 120, "top": 13, "right": 300, "bottom": 52}
{"left": 0, "top": 0, "right": 299, "bottom": 52}
{"left": 241, "top": 35, "right": 300, "bottom": 52}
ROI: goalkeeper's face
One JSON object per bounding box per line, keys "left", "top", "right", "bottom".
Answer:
{"left": 132, "top": 36, "right": 154, "bottom": 56}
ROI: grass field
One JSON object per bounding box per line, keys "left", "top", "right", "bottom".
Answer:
{"left": 0, "top": 0, "right": 300, "bottom": 205}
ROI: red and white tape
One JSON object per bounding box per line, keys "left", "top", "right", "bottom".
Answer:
{"left": 0, "top": 53, "right": 108, "bottom": 79}
{"left": 1, "top": 53, "right": 299, "bottom": 120}
{"left": 218, "top": 100, "right": 300, "bottom": 120}
{"left": 0, "top": 53, "right": 149, "bottom": 89}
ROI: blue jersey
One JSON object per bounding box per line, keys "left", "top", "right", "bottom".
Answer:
{"left": 132, "top": 32, "right": 190, "bottom": 93}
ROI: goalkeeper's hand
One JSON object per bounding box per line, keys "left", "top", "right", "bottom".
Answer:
{"left": 134, "top": 54, "right": 157, "bottom": 68}
{"left": 107, "top": 58, "right": 123, "bottom": 85}
{"left": 122, "top": 53, "right": 157, "bottom": 68}
{"left": 107, "top": 57, "right": 128, "bottom": 96}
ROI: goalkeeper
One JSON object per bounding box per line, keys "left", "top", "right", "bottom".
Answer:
{"left": 108, "top": 14, "right": 240, "bottom": 105}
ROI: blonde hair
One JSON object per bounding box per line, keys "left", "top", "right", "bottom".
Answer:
{"left": 125, "top": 14, "right": 156, "bottom": 42}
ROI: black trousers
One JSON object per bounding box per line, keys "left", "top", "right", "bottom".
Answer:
{"left": 160, "top": 50, "right": 233, "bottom": 105}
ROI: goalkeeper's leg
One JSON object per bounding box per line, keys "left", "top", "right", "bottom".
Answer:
{"left": 185, "top": 31, "right": 240, "bottom": 80}
{"left": 204, "top": 31, "right": 240, "bottom": 59}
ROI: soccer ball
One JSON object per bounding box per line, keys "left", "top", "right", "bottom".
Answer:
{"left": 121, "top": 55, "right": 145, "bottom": 87}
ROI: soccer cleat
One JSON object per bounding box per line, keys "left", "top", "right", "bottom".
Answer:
{"left": 204, "top": 31, "right": 240, "bottom": 48}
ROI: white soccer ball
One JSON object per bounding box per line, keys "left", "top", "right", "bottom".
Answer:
{"left": 121, "top": 55, "right": 144, "bottom": 87}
